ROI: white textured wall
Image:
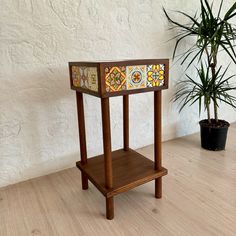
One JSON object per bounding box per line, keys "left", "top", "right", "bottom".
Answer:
{"left": 0, "top": 0, "right": 235, "bottom": 187}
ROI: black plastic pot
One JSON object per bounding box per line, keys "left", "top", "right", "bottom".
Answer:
{"left": 199, "top": 119, "right": 230, "bottom": 151}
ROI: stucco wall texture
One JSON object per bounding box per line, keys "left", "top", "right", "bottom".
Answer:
{"left": 0, "top": 0, "right": 235, "bottom": 187}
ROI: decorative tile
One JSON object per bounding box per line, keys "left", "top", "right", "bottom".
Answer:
{"left": 71, "top": 66, "right": 80, "bottom": 87}
{"left": 105, "top": 66, "right": 126, "bottom": 92}
{"left": 72, "top": 63, "right": 165, "bottom": 93}
{"left": 79, "top": 67, "right": 89, "bottom": 88}
{"left": 87, "top": 67, "right": 98, "bottom": 91}
{"left": 71, "top": 66, "right": 98, "bottom": 92}
{"left": 126, "top": 65, "right": 146, "bottom": 90}
{"left": 147, "top": 64, "right": 165, "bottom": 87}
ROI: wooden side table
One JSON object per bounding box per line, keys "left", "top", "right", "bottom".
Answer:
{"left": 68, "top": 59, "right": 169, "bottom": 220}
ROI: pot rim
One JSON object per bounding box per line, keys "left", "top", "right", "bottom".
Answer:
{"left": 199, "top": 119, "right": 230, "bottom": 129}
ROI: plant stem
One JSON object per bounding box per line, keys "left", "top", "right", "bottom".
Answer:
{"left": 207, "top": 44, "right": 219, "bottom": 123}
{"left": 205, "top": 47, "right": 211, "bottom": 66}
{"left": 206, "top": 100, "right": 211, "bottom": 124}
{"left": 205, "top": 46, "right": 213, "bottom": 124}
{"left": 213, "top": 94, "right": 218, "bottom": 122}
{"left": 211, "top": 53, "right": 219, "bottom": 123}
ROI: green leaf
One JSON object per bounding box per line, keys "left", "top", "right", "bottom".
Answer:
{"left": 224, "top": 3, "right": 236, "bottom": 21}
{"left": 224, "top": 34, "right": 236, "bottom": 59}
{"left": 172, "top": 33, "right": 193, "bottom": 60}
{"left": 203, "top": 0, "right": 214, "bottom": 20}
{"left": 221, "top": 43, "right": 236, "bottom": 64}
{"left": 217, "top": 0, "right": 224, "bottom": 18}
{"left": 176, "top": 10, "right": 200, "bottom": 26}
{"left": 163, "top": 8, "right": 197, "bottom": 34}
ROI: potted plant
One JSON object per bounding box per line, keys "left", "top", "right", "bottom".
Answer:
{"left": 163, "top": 0, "right": 236, "bottom": 150}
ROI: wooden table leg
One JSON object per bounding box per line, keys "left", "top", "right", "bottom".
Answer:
{"left": 154, "top": 91, "right": 162, "bottom": 198}
{"left": 101, "top": 97, "right": 114, "bottom": 219}
{"left": 123, "top": 95, "right": 129, "bottom": 151}
{"left": 106, "top": 197, "right": 114, "bottom": 220}
{"left": 76, "top": 92, "right": 88, "bottom": 190}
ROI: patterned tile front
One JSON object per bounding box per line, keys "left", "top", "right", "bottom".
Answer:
{"left": 126, "top": 65, "right": 146, "bottom": 90}
{"left": 71, "top": 61, "right": 166, "bottom": 95}
{"left": 147, "top": 64, "right": 165, "bottom": 87}
{"left": 71, "top": 66, "right": 98, "bottom": 92}
{"left": 105, "top": 66, "right": 126, "bottom": 92}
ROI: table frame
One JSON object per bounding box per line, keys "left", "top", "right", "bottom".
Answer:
{"left": 75, "top": 89, "right": 166, "bottom": 219}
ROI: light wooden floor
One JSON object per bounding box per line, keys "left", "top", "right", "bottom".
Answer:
{"left": 1, "top": 124, "right": 236, "bottom": 236}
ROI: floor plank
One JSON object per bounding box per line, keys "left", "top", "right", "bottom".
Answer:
{"left": 0, "top": 123, "right": 235, "bottom": 236}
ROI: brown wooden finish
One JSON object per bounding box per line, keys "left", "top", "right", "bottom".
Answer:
{"left": 154, "top": 90, "right": 162, "bottom": 198}
{"left": 154, "top": 91, "right": 162, "bottom": 170}
{"left": 155, "top": 178, "right": 162, "bottom": 198}
{"left": 69, "top": 59, "right": 168, "bottom": 67}
{"left": 123, "top": 95, "right": 129, "bottom": 151}
{"left": 69, "top": 61, "right": 100, "bottom": 67}
{"left": 71, "top": 59, "right": 168, "bottom": 219}
{"left": 106, "top": 197, "right": 114, "bottom": 220}
{"left": 76, "top": 149, "right": 167, "bottom": 198}
{"left": 97, "top": 63, "right": 102, "bottom": 95}
{"left": 71, "top": 86, "right": 101, "bottom": 98}
{"left": 99, "top": 63, "right": 105, "bottom": 96}
{"left": 76, "top": 92, "right": 88, "bottom": 190}
{"left": 163, "top": 58, "right": 169, "bottom": 88}
{"left": 100, "top": 96, "right": 115, "bottom": 219}
{"left": 102, "top": 85, "right": 168, "bottom": 98}
{"left": 101, "top": 98, "right": 113, "bottom": 189}
{"left": 68, "top": 62, "right": 73, "bottom": 89}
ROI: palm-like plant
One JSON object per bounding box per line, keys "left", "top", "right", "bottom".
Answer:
{"left": 164, "top": 0, "right": 236, "bottom": 124}
{"left": 174, "top": 63, "right": 236, "bottom": 124}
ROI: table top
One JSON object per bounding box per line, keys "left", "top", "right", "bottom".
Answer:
{"left": 69, "top": 59, "right": 169, "bottom": 98}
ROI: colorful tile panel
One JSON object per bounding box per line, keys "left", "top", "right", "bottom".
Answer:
{"left": 126, "top": 65, "right": 146, "bottom": 90}
{"left": 105, "top": 64, "right": 165, "bottom": 92}
{"left": 71, "top": 66, "right": 98, "bottom": 92}
{"left": 147, "top": 64, "right": 165, "bottom": 87}
{"left": 105, "top": 66, "right": 126, "bottom": 92}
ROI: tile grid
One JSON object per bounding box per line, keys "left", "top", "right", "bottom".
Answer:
{"left": 105, "top": 64, "right": 165, "bottom": 92}
{"left": 71, "top": 64, "right": 165, "bottom": 93}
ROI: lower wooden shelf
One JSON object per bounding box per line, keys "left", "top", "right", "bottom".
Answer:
{"left": 76, "top": 148, "right": 167, "bottom": 198}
